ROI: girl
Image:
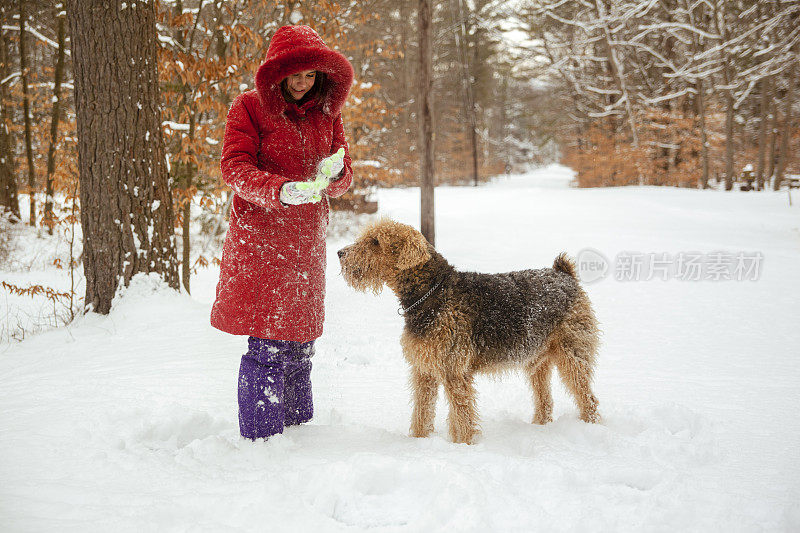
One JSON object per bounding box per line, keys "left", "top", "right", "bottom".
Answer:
{"left": 211, "top": 25, "right": 354, "bottom": 440}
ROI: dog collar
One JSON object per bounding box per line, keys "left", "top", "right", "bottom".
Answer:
{"left": 398, "top": 277, "right": 444, "bottom": 316}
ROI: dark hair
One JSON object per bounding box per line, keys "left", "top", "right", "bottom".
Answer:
{"left": 280, "top": 71, "right": 326, "bottom": 105}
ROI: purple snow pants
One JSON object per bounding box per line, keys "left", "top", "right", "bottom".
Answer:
{"left": 238, "top": 337, "right": 314, "bottom": 440}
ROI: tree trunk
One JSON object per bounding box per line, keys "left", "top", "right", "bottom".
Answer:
{"left": 44, "top": 6, "right": 67, "bottom": 234}
{"left": 452, "top": 0, "right": 479, "bottom": 186}
{"left": 498, "top": 76, "right": 510, "bottom": 172}
{"left": 19, "top": 0, "right": 36, "bottom": 225}
{"left": 685, "top": 0, "right": 710, "bottom": 189}
{"left": 182, "top": 188, "right": 191, "bottom": 293}
{"left": 723, "top": 90, "right": 735, "bottom": 191}
{"left": 765, "top": 96, "right": 778, "bottom": 185}
{"left": 469, "top": 114, "right": 479, "bottom": 186}
{"left": 173, "top": 0, "right": 194, "bottom": 294}
{"left": 755, "top": 76, "right": 771, "bottom": 191}
{"left": 212, "top": 3, "right": 227, "bottom": 59}
{"left": 399, "top": 1, "right": 411, "bottom": 141}
{"left": 418, "top": 0, "right": 435, "bottom": 245}
{"left": 696, "top": 79, "right": 710, "bottom": 189}
{"left": 0, "top": 7, "right": 20, "bottom": 220}
{"left": 181, "top": 111, "right": 197, "bottom": 295}
{"left": 713, "top": 0, "right": 736, "bottom": 191}
{"left": 773, "top": 62, "right": 796, "bottom": 191}
{"left": 67, "top": 0, "right": 179, "bottom": 314}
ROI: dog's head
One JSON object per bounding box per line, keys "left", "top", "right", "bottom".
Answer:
{"left": 338, "top": 218, "right": 431, "bottom": 293}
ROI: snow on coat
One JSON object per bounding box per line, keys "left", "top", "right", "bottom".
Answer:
{"left": 210, "top": 25, "right": 354, "bottom": 341}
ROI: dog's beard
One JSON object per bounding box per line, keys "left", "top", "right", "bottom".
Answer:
{"left": 340, "top": 261, "right": 384, "bottom": 294}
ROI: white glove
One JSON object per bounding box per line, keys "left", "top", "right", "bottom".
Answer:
{"left": 279, "top": 181, "right": 322, "bottom": 205}
{"left": 317, "top": 147, "right": 346, "bottom": 182}
{"left": 279, "top": 148, "right": 346, "bottom": 206}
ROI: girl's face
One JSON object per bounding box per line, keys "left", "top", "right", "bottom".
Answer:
{"left": 286, "top": 70, "right": 317, "bottom": 100}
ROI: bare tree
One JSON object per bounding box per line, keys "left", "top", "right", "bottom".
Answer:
{"left": 18, "top": 0, "right": 35, "bottom": 224}
{"left": 773, "top": 59, "right": 797, "bottom": 191}
{"left": 713, "top": 0, "right": 736, "bottom": 191}
{"left": 755, "top": 76, "right": 772, "bottom": 191}
{"left": 0, "top": 2, "right": 19, "bottom": 220}
{"left": 171, "top": 0, "right": 195, "bottom": 295}
{"left": 451, "top": 0, "right": 480, "bottom": 186}
{"left": 67, "top": 0, "right": 179, "bottom": 314}
{"left": 681, "top": 0, "right": 712, "bottom": 189}
{"left": 44, "top": 2, "right": 67, "bottom": 234}
{"left": 593, "top": 0, "right": 639, "bottom": 148}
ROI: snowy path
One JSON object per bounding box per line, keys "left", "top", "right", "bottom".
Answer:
{"left": 2, "top": 165, "right": 799, "bottom": 531}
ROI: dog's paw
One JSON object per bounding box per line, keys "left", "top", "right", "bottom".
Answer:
{"left": 409, "top": 424, "right": 433, "bottom": 438}
{"left": 532, "top": 413, "right": 553, "bottom": 425}
{"left": 580, "top": 411, "right": 601, "bottom": 424}
{"left": 451, "top": 428, "right": 481, "bottom": 445}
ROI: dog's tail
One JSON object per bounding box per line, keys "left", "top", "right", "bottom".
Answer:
{"left": 553, "top": 252, "right": 578, "bottom": 279}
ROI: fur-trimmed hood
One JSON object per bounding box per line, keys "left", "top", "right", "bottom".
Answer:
{"left": 255, "top": 25, "right": 354, "bottom": 116}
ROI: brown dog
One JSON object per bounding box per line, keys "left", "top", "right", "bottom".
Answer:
{"left": 337, "top": 219, "right": 600, "bottom": 444}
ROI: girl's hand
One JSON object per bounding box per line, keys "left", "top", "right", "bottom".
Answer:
{"left": 279, "top": 181, "right": 322, "bottom": 205}
{"left": 317, "top": 147, "right": 346, "bottom": 181}
{"left": 297, "top": 174, "right": 330, "bottom": 196}
{"left": 279, "top": 147, "right": 347, "bottom": 205}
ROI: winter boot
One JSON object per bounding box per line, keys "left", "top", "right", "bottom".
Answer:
{"left": 283, "top": 340, "right": 314, "bottom": 426}
{"left": 238, "top": 337, "right": 286, "bottom": 440}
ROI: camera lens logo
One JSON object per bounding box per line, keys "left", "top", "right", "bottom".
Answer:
{"left": 577, "top": 248, "right": 609, "bottom": 283}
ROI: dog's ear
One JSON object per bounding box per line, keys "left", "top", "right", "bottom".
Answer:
{"left": 393, "top": 233, "right": 431, "bottom": 270}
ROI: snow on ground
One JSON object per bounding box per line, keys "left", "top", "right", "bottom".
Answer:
{"left": 0, "top": 213, "right": 83, "bottom": 343}
{"left": 2, "top": 165, "right": 799, "bottom": 532}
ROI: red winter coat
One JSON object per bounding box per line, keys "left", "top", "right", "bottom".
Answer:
{"left": 210, "top": 25, "right": 354, "bottom": 341}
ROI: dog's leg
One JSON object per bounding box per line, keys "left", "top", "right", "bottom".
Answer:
{"left": 528, "top": 357, "right": 554, "bottom": 425}
{"left": 555, "top": 351, "right": 600, "bottom": 423}
{"left": 409, "top": 367, "right": 438, "bottom": 438}
{"left": 443, "top": 373, "right": 479, "bottom": 444}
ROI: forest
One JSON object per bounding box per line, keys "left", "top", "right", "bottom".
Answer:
{"left": 0, "top": 0, "right": 798, "bottom": 320}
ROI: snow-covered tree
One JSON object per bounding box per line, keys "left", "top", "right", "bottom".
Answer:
{"left": 67, "top": 0, "right": 179, "bottom": 314}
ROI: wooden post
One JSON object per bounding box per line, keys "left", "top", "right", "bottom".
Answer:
{"left": 418, "top": 0, "right": 435, "bottom": 245}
